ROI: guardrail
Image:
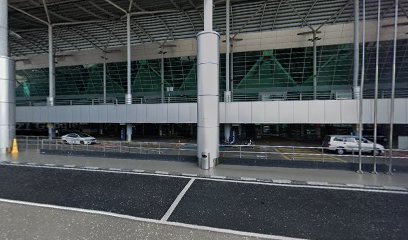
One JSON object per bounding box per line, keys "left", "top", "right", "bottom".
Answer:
{"left": 39, "top": 139, "right": 197, "bottom": 157}
{"left": 15, "top": 88, "right": 408, "bottom": 106}
{"left": 33, "top": 139, "right": 408, "bottom": 163}
{"left": 14, "top": 137, "right": 408, "bottom": 172}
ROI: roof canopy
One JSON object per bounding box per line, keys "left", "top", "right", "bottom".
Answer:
{"left": 8, "top": 0, "right": 400, "bottom": 57}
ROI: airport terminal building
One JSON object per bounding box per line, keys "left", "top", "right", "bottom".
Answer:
{"left": 1, "top": 0, "right": 407, "bottom": 168}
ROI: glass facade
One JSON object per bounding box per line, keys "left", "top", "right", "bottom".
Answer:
{"left": 16, "top": 39, "right": 408, "bottom": 103}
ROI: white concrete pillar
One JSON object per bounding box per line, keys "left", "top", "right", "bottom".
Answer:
{"left": 0, "top": 0, "right": 16, "bottom": 153}
{"left": 47, "top": 24, "right": 55, "bottom": 139}
{"left": 197, "top": 0, "right": 220, "bottom": 169}
{"left": 224, "top": 124, "right": 231, "bottom": 143}
{"left": 126, "top": 13, "right": 132, "bottom": 142}
{"left": 126, "top": 124, "right": 132, "bottom": 142}
{"left": 353, "top": 0, "right": 360, "bottom": 99}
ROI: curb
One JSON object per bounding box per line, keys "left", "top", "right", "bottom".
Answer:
{"left": 0, "top": 160, "right": 407, "bottom": 192}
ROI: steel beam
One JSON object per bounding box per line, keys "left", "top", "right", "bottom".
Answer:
{"left": 126, "top": 13, "right": 132, "bottom": 142}
{"left": 353, "top": 0, "right": 360, "bottom": 99}
{"left": 388, "top": 0, "right": 398, "bottom": 174}
{"left": 373, "top": 0, "right": 381, "bottom": 173}
{"left": 357, "top": 0, "right": 366, "bottom": 174}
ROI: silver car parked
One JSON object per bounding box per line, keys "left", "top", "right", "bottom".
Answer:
{"left": 61, "top": 133, "right": 97, "bottom": 145}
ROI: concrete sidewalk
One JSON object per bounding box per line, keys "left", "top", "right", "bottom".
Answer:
{"left": 1, "top": 149, "right": 407, "bottom": 188}
{"left": 0, "top": 202, "right": 262, "bottom": 240}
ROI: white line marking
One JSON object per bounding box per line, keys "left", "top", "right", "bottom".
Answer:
{"left": 181, "top": 173, "right": 198, "bottom": 177}
{"left": 346, "top": 184, "right": 365, "bottom": 188}
{"left": 132, "top": 169, "right": 145, "bottom": 173}
{"left": 44, "top": 164, "right": 56, "bottom": 167}
{"left": 26, "top": 163, "right": 37, "bottom": 165}
{"left": 0, "top": 198, "right": 304, "bottom": 240}
{"left": 0, "top": 162, "right": 407, "bottom": 194}
{"left": 241, "top": 177, "right": 257, "bottom": 181}
{"left": 384, "top": 186, "right": 407, "bottom": 191}
{"left": 307, "top": 181, "right": 329, "bottom": 186}
{"left": 273, "top": 180, "right": 292, "bottom": 184}
{"left": 84, "top": 166, "right": 99, "bottom": 170}
{"left": 63, "top": 165, "right": 76, "bottom": 168}
{"left": 155, "top": 171, "right": 169, "bottom": 175}
{"left": 161, "top": 178, "right": 195, "bottom": 222}
{"left": 210, "top": 175, "right": 226, "bottom": 179}
{"left": 108, "top": 168, "right": 121, "bottom": 171}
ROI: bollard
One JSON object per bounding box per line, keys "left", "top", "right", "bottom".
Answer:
{"left": 322, "top": 147, "right": 325, "bottom": 162}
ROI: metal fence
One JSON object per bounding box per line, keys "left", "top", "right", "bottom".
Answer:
{"left": 40, "top": 139, "right": 197, "bottom": 157}
{"left": 31, "top": 138, "right": 408, "bottom": 165}
{"left": 13, "top": 136, "right": 408, "bottom": 172}
{"left": 15, "top": 88, "right": 408, "bottom": 106}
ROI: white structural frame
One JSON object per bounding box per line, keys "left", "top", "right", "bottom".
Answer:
{"left": 388, "top": 0, "right": 398, "bottom": 174}
{"left": 197, "top": 0, "right": 220, "bottom": 169}
{"left": 0, "top": 0, "right": 16, "bottom": 154}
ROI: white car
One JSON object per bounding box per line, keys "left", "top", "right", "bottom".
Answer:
{"left": 322, "top": 135, "right": 385, "bottom": 155}
{"left": 61, "top": 133, "right": 97, "bottom": 145}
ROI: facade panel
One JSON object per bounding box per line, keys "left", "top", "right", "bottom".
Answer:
{"left": 324, "top": 101, "right": 341, "bottom": 124}
{"left": 15, "top": 100, "right": 408, "bottom": 124}
{"left": 308, "top": 101, "right": 324, "bottom": 123}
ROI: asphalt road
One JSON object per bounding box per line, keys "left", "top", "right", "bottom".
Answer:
{"left": 0, "top": 164, "right": 407, "bottom": 240}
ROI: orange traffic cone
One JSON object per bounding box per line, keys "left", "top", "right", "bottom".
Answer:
{"left": 10, "top": 138, "right": 18, "bottom": 154}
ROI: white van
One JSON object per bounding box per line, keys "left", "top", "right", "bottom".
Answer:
{"left": 322, "top": 135, "right": 385, "bottom": 155}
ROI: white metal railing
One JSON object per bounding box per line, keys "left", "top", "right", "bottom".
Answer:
{"left": 16, "top": 89, "right": 408, "bottom": 106}
{"left": 33, "top": 138, "right": 408, "bottom": 164}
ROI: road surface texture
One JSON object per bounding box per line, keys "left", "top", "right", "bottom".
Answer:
{"left": 0, "top": 164, "right": 407, "bottom": 240}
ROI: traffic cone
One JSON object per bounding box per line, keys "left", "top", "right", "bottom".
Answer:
{"left": 10, "top": 138, "right": 18, "bottom": 154}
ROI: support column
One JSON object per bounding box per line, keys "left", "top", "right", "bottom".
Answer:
{"left": 126, "top": 13, "right": 132, "bottom": 142}
{"left": 47, "top": 24, "right": 55, "bottom": 139}
{"left": 161, "top": 49, "right": 165, "bottom": 103}
{"left": 0, "top": 0, "right": 16, "bottom": 153}
{"left": 373, "top": 0, "right": 381, "bottom": 173}
{"left": 388, "top": 0, "right": 398, "bottom": 174}
{"left": 224, "top": 0, "right": 232, "bottom": 143}
{"left": 357, "top": 0, "right": 366, "bottom": 174}
{"left": 353, "top": 0, "right": 360, "bottom": 99}
{"left": 103, "top": 53, "right": 107, "bottom": 104}
{"left": 197, "top": 0, "right": 220, "bottom": 169}
{"left": 312, "top": 31, "right": 317, "bottom": 100}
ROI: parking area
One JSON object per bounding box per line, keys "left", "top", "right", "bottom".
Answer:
{"left": 0, "top": 163, "right": 407, "bottom": 240}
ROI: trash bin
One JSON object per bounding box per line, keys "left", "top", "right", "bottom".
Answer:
{"left": 199, "top": 152, "right": 210, "bottom": 170}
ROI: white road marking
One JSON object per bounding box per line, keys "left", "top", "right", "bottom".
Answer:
{"left": 181, "top": 173, "right": 198, "bottom": 177}
{"left": 44, "top": 164, "right": 56, "bottom": 167}
{"left": 63, "top": 165, "right": 76, "bottom": 168}
{"left": 307, "top": 181, "right": 329, "bottom": 186}
{"left": 346, "top": 184, "right": 365, "bottom": 188}
{"left": 0, "top": 162, "right": 407, "bottom": 194}
{"left": 155, "top": 171, "right": 169, "bottom": 175}
{"left": 161, "top": 178, "right": 195, "bottom": 222}
{"left": 132, "top": 169, "right": 145, "bottom": 173}
{"left": 273, "top": 180, "right": 292, "bottom": 184}
{"left": 241, "top": 177, "right": 257, "bottom": 181}
{"left": 108, "top": 168, "right": 121, "bottom": 171}
{"left": 0, "top": 198, "right": 304, "bottom": 240}
{"left": 210, "top": 175, "right": 226, "bottom": 179}
{"left": 84, "top": 166, "right": 99, "bottom": 170}
{"left": 384, "top": 186, "right": 407, "bottom": 191}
